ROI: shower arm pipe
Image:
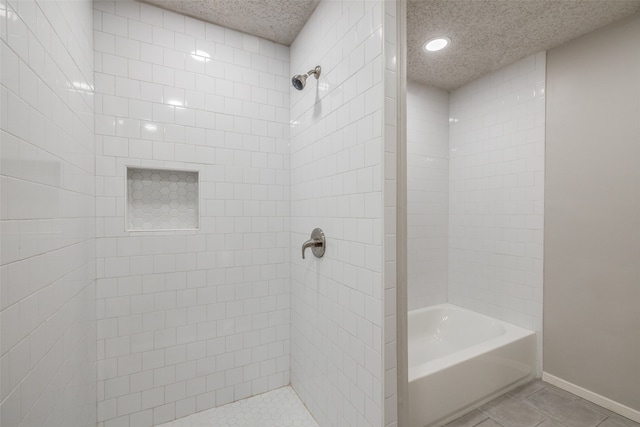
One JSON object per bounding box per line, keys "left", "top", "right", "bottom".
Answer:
{"left": 306, "top": 66, "right": 321, "bottom": 78}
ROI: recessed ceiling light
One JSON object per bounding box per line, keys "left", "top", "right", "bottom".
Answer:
{"left": 423, "top": 36, "right": 451, "bottom": 52}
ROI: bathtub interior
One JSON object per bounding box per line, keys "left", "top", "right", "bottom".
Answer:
{"left": 408, "top": 305, "right": 509, "bottom": 366}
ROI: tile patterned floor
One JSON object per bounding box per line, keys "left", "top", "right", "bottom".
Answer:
{"left": 156, "top": 386, "right": 318, "bottom": 427}
{"left": 445, "top": 380, "right": 640, "bottom": 427}
{"left": 154, "top": 380, "right": 638, "bottom": 427}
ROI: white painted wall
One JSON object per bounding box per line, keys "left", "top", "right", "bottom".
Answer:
{"left": 0, "top": 0, "right": 97, "bottom": 426}
{"left": 93, "top": 2, "right": 291, "bottom": 425}
{"left": 449, "top": 52, "right": 545, "bottom": 369}
{"left": 406, "top": 82, "right": 449, "bottom": 310}
{"left": 289, "top": 1, "right": 387, "bottom": 425}
{"left": 545, "top": 12, "right": 640, "bottom": 412}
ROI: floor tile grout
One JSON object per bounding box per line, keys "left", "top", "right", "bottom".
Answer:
{"left": 155, "top": 386, "right": 318, "bottom": 427}
{"left": 446, "top": 380, "right": 640, "bottom": 427}
{"left": 155, "top": 379, "right": 638, "bottom": 427}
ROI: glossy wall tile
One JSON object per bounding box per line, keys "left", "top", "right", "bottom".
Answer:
{"left": 93, "top": 1, "right": 291, "bottom": 426}
{"left": 448, "top": 52, "right": 546, "bottom": 372}
{"left": 289, "top": 1, "right": 388, "bottom": 426}
{"left": 406, "top": 82, "right": 450, "bottom": 310}
{"left": 383, "top": 2, "right": 399, "bottom": 426}
{"left": 0, "top": 0, "right": 97, "bottom": 426}
{"left": 1, "top": 1, "right": 398, "bottom": 426}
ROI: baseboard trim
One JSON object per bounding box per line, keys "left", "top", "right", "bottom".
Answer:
{"left": 542, "top": 372, "right": 640, "bottom": 423}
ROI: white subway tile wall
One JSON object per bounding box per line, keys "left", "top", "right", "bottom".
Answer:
{"left": 383, "top": 2, "right": 399, "bottom": 426}
{"left": 448, "top": 52, "right": 545, "bottom": 371}
{"left": 0, "top": 0, "right": 97, "bottom": 426}
{"left": 406, "top": 82, "right": 449, "bottom": 310}
{"left": 94, "top": 1, "right": 291, "bottom": 426}
{"left": 289, "top": 1, "right": 386, "bottom": 426}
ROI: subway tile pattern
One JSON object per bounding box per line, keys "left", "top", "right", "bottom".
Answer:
{"left": 156, "top": 386, "right": 318, "bottom": 427}
{"left": 127, "top": 168, "right": 199, "bottom": 230}
{"left": 93, "top": 1, "right": 291, "bottom": 426}
{"left": 289, "top": 1, "right": 386, "bottom": 426}
{"left": 406, "top": 82, "right": 450, "bottom": 310}
{"left": 383, "top": 2, "right": 399, "bottom": 426}
{"left": 0, "top": 0, "right": 97, "bottom": 426}
{"left": 448, "top": 52, "right": 545, "bottom": 372}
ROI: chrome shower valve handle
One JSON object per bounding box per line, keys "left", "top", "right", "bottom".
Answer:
{"left": 301, "top": 228, "right": 325, "bottom": 259}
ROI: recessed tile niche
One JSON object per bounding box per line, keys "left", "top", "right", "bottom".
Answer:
{"left": 126, "top": 167, "right": 199, "bottom": 231}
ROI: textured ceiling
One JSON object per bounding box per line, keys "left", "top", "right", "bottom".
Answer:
{"left": 408, "top": 0, "right": 640, "bottom": 91}
{"left": 140, "top": 0, "right": 319, "bottom": 46}
{"left": 140, "top": 0, "right": 640, "bottom": 91}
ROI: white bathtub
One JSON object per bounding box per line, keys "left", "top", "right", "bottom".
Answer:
{"left": 408, "top": 304, "right": 536, "bottom": 427}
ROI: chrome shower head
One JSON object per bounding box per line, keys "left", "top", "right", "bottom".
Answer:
{"left": 292, "top": 65, "right": 321, "bottom": 90}
{"left": 291, "top": 74, "right": 307, "bottom": 90}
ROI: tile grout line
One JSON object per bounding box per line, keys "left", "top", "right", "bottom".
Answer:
{"left": 447, "top": 380, "right": 640, "bottom": 427}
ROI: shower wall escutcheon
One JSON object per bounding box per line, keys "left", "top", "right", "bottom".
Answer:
{"left": 301, "top": 228, "right": 325, "bottom": 259}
